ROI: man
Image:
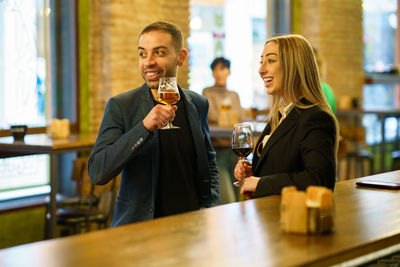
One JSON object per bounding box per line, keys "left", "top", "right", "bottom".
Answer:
{"left": 202, "top": 57, "right": 244, "bottom": 125}
{"left": 88, "top": 21, "right": 220, "bottom": 227}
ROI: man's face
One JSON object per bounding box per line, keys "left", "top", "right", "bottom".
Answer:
{"left": 212, "top": 63, "right": 230, "bottom": 87}
{"left": 138, "top": 30, "right": 186, "bottom": 89}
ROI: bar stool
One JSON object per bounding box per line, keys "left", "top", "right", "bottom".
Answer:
{"left": 56, "top": 189, "right": 114, "bottom": 235}
{"left": 344, "top": 150, "right": 374, "bottom": 178}
{"left": 55, "top": 159, "right": 118, "bottom": 236}
{"left": 338, "top": 126, "right": 374, "bottom": 179}
{"left": 392, "top": 150, "right": 400, "bottom": 170}
{"left": 45, "top": 157, "right": 118, "bottom": 237}
{"left": 390, "top": 118, "right": 400, "bottom": 170}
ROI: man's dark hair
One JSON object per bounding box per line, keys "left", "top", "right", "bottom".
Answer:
{"left": 210, "top": 57, "right": 231, "bottom": 70}
{"left": 140, "top": 21, "right": 183, "bottom": 52}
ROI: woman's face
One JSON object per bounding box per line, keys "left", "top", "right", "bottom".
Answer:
{"left": 258, "top": 42, "right": 283, "bottom": 97}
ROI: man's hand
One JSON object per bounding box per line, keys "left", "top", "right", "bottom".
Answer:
{"left": 143, "top": 104, "right": 177, "bottom": 132}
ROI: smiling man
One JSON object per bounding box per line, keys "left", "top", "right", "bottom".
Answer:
{"left": 88, "top": 21, "right": 220, "bottom": 227}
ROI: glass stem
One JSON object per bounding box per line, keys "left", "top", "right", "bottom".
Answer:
{"left": 233, "top": 157, "right": 246, "bottom": 187}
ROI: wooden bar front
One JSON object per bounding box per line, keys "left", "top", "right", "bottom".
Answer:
{"left": 1, "top": 171, "right": 400, "bottom": 266}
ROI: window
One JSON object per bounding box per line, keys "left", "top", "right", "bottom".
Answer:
{"left": 0, "top": 0, "right": 50, "bottom": 128}
{"left": 0, "top": 155, "right": 49, "bottom": 201}
{"left": 189, "top": 0, "right": 268, "bottom": 110}
{"left": 363, "top": 0, "right": 397, "bottom": 73}
{"left": 362, "top": 0, "right": 398, "bottom": 145}
{"left": 0, "top": 0, "right": 51, "bottom": 200}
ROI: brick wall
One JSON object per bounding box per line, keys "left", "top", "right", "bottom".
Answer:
{"left": 87, "top": 0, "right": 190, "bottom": 133}
{"left": 297, "top": 0, "right": 364, "bottom": 104}
{"left": 89, "top": 0, "right": 111, "bottom": 133}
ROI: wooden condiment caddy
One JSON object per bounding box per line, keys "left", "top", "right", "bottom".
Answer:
{"left": 280, "top": 186, "right": 334, "bottom": 234}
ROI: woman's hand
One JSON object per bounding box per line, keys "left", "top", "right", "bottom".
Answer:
{"left": 234, "top": 160, "right": 253, "bottom": 181}
{"left": 240, "top": 176, "right": 261, "bottom": 199}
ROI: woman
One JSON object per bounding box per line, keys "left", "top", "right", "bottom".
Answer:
{"left": 234, "top": 34, "right": 339, "bottom": 199}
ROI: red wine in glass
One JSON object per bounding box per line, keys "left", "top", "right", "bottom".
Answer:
{"left": 232, "top": 147, "right": 252, "bottom": 158}
{"left": 232, "top": 123, "right": 254, "bottom": 187}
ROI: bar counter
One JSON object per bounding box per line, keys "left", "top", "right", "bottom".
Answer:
{"left": 1, "top": 171, "right": 400, "bottom": 266}
{"left": 0, "top": 171, "right": 400, "bottom": 267}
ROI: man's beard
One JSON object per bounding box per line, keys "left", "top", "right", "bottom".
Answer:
{"left": 146, "top": 80, "right": 159, "bottom": 89}
{"left": 140, "top": 73, "right": 159, "bottom": 89}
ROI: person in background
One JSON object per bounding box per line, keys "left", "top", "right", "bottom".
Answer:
{"left": 203, "top": 57, "right": 244, "bottom": 203}
{"left": 313, "top": 47, "right": 336, "bottom": 115}
{"left": 88, "top": 21, "right": 220, "bottom": 227}
{"left": 234, "top": 34, "right": 339, "bottom": 199}
{"left": 202, "top": 57, "right": 244, "bottom": 125}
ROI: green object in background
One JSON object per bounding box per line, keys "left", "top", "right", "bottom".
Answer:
{"left": 0, "top": 207, "right": 46, "bottom": 249}
{"left": 78, "top": 0, "right": 91, "bottom": 133}
{"left": 291, "top": 0, "right": 301, "bottom": 34}
{"left": 321, "top": 82, "right": 337, "bottom": 115}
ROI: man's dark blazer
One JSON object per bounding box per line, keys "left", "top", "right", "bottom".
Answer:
{"left": 88, "top": 84, "right": 220, "bottom": 226}
{"left": 252, "top": 105, "right": 336, "bottom": 198}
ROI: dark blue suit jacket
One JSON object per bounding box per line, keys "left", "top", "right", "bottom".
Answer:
{"left": 88, "top": 84, "right": 220, "bottom": 226}
{"left": 252, "top": 105, "right": 336, "bottom": 198}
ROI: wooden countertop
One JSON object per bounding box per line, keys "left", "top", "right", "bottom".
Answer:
{"left": 1, "top": 172, "right": 400, "bottom": 266}
{"left": 0, "top": 133, "right": 98, "bottom": 159}
{"left": 0, "top": 133, "right": 97, "bottom": 151}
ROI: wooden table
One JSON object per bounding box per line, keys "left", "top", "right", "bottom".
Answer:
{"left": 0, "top": 133, "right": 97, "bottom": 238}
{"left": 1, "top": 171, "right": 400, "bottom": 266}
{"left": 337, "top": 108, "right": 400, "bottom": 173}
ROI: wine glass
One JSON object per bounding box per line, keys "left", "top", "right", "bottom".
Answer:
{"left": 232, "top": 123, "right": 254, "bottom": 187}
{"left": 156, "top": 77, "right": 180, "bottom": 129}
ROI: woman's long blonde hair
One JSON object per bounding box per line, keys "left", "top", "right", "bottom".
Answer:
{"left": 265, "top": 34, "right": 339, "bottom": 154}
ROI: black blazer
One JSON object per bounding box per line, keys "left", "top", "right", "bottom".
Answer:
{"left": 252, "top": 105, "right": 336, "bottom": 198}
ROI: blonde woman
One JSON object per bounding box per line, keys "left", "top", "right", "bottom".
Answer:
{"left": 234, "top": 34, "right": 339, "bottom": 199}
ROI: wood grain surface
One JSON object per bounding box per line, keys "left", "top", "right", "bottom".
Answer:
{"left": 1, "top": 171, "right": 400, "bottom": 267}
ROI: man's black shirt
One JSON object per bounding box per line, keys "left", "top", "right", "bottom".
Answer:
{"left": 154, "top": 94, "right": 200, "bottom": 217}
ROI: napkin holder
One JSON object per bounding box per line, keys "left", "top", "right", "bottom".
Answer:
{"left": 281, "top": 185, "right": 334, "bottom": 235}
{"left": 47, "top": 119, "right": 70, "bottom": 139}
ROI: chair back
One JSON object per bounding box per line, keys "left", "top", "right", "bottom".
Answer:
{"left": 73, "top": 156, "right": 120, "bottom": 226}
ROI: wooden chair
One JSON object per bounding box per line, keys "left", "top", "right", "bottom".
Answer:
{"left": 338, "top": 125, "right": 374, "bottom": 180}
{"left": 391, "top": 150, "right": 400, "bottom": 170}
{"left": 390, "top": 118, "right": 400, "bottom": 171}
{"left": 56, "top": 183, "right": 116, "bottom": 235}
{"left": 46, "top": 157, "right": 119, "bottom": 236}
